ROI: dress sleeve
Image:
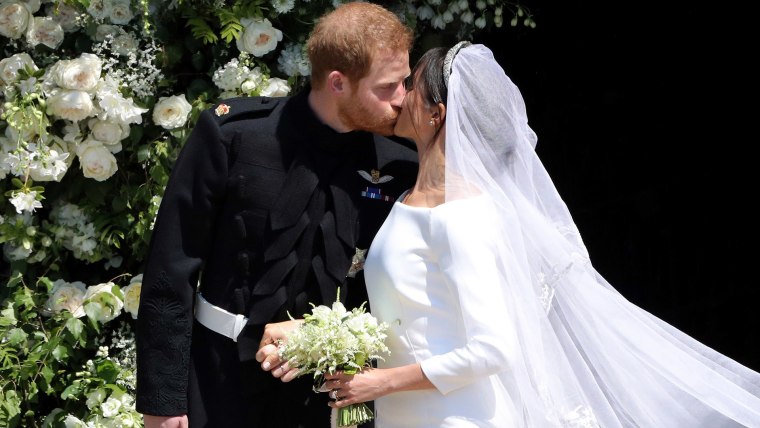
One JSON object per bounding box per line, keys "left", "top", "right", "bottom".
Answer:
{"left": 135, "top": 109, "right": 231, "bottom": 415}
{"left": 419, "top": 199, "right": 518, "bottom": 395}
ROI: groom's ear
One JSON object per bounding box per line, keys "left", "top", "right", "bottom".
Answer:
{"left": 327, "top": 71, "right": 348, "bottom": 94}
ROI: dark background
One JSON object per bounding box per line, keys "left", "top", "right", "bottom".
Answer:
{"left": 465, "top": 1, "right": 758, "bottom": 370}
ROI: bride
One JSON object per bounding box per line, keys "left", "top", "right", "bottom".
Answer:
{"left": 320, "top": 42, "right": 760, "bottom": 427}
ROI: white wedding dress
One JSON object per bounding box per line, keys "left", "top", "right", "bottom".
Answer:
{"left": 366, "top": 194, "right": 521, "bottom": 427}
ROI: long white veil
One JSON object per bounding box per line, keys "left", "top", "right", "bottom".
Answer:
{"left": 444, "top": 43, "right": 760, "bottom": 427}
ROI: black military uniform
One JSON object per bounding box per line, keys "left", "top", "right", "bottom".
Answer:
{"left": 135, "top": 88, "right": 418, "bottom": 427}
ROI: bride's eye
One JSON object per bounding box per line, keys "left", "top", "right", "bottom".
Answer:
{"left": 404, "top": 75, "right": 414, "bottom": 91}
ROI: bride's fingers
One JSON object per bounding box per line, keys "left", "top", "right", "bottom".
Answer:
{"left": 280, "top": 367, "right": 300, "bottom": 382}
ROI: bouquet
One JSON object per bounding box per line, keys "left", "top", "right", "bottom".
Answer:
{"left": 279, "top": 290, "right": 390, "bottom": 427}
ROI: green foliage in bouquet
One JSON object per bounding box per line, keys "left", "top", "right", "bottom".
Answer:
{"left": 0, "top": 0, "right": 532, "bottom": 426}
{"left": 279, "top": 290, "right": 390, "bottom": 427}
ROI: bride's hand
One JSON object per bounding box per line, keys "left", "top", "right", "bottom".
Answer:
{"left": 323, "top": 368, "right": 390, "bottom": 408}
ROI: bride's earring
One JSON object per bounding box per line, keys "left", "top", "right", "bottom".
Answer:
{"left": 429, "top": 119, "right": 434, "bottom": 126}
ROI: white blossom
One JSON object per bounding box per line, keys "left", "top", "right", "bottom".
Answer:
{"left": 76, "top": 138, "right": 118, "bottom": 181}
{"left": 95, "top": 75, "right": 148, "bottom": 125}
{"left": 108, "top": 0, "right": 133, "bottom": 25}
{"left": 271, "top": 0, "right": 295, "bottom": 14}
{"left": 46, "top": 2, "right": 83, "bottom": 32}
{"left": 83, "top": 282, "right": 124, "bottom": 323}
{"left": 259, "top": 77, "right": 290, "bottom": 97}
{"left": 87, "top": 0, "right": 111, "bottom": 21}
{"left": 277, "top": 43, "right": 311, "bottom": 77}
{"left": 0, "top": 52, "right": 37, "bottom": 86}
{"left": 416, "top": 5, "right": 434, "bottom": 20}
{"left": 52, "top": 53, "right": 103, "bottom": 92}
{"left": 0, "top": 1, "right": 33, "bottom": 39}
{"left": 121, "top": 274, "right": 142, "bottom": 319}
{"left": 10, "top": 190, "right": 42, "bottom": 214}
{"left": 25, "top": 16, "right": 64, "bottom": 49}
{"left": 236, "top": 18, "right": 282, "bottom": 57}
{"left": 44, "top": 279, "right": 87, "bottom": 318}
{"left": 47, "top": 89, "right": 96, "bottom": 122}
{"left": 152, "top": 94, "right": 192, "bottom": 129}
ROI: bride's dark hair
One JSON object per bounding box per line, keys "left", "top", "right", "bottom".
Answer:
{"left": 409, "top": 47, "right": 448, "bottom": 107}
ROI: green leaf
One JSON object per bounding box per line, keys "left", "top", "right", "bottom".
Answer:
{"left": 51, "top": 344, "right": 69, "bottom": 362}
{"left": 40, "top": 365, "right": 55, "bottom": 392}
{"left": 6, "top": 272, "right": 23, "bottom": 289}
{"left": 64, "top": 317, "right": 84, "bottom": 341}
{"left": 6, "top": 328, "right": 26, "bottom": 347}
{"left": 60, "top": 381, "right": 83, "bottom": 400}
{"left": 0, "top": 389, "right": 22, "bottom": 428}
{"left": 137, "top": 144, "right": 152, "bottom": 163}
{"left": 95, "top": 359, "right": 119, "bottom": 384}
{"left": 0, "top": 303, "right": 17, "bottom": 327}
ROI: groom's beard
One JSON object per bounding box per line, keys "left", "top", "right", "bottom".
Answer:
{"left": 337, "top": 95, "right": 399, "bottom": 136}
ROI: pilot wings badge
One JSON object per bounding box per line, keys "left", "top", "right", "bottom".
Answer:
{"left": 358, "top": 168, "right": 393, "bottom": 184}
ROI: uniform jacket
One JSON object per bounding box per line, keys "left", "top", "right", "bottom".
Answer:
{"left": 135, "top": 89, "right": 418, "bottom": 422}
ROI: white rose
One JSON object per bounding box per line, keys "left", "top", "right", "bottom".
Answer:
{"left": 45, "top": 279, "right": 86, "bottom": 318}
{"left": 87, "top": 0, "right": 111, "bottom": 21}
{"left": 240, "top": 79, "right": 257, "bottom": 94}
{"left": 236, "top": 18, "right": 282, "bottom": 57}
{"left": 83, "top": 282, "right": 124, "bottom": 323}
{"left": 0, "top": 1, "right": 32, "bottom": 39}
{"left": 111, "top": 31, "right": 138, "bottom": 56}
{"left": 108, "top": 0, "right": 133, "bottom": 25}
{"left": 121, "top": 274, "right": 141, "bottom": 319}
{"left": 259, "top": 77, "right": 290, "bottom": 97}
{"left": 0, "top": 52, "right": 37, "bottom": 85}
{"left": 93, "top": 23, "right": 119, "bottom": 41}
{"left": 53, "top": 53, "right": 102, "bottom": 92}
{"left": 88, "top": 118, "right": 128, "bottom": 144}
{"left": 24, "top": 0, "right": 40, "bottom": 13}
{"left": 152, "top": 94, "right": 192, "bottom": 129}
{"left": 76, "top": 138, "right": 118, "bottom": 181}
{"left": 47, "top": 89, "right": 95, "bottom": 122}
{"left": 47, "top": 2, "right": 82, "bottom": 32}
{"left": 63, "top": 415, "right": 86, "bottom": 428}
{"left": 86, "top": 387, "right": 107, "bottom": 410}
{"left": 100, "top": 396, "right": 122, "bottom": 418}
{"left": 26, "top": 16, "right": 64, "bottom": 49}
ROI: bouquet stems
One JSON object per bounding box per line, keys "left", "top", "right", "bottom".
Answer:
{"left": 338, "top": 402, "right": 374, "bottom": 427}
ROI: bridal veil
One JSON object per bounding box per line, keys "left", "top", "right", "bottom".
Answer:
{"left": 443, "top": 43, "right": 760, "bottom": 427}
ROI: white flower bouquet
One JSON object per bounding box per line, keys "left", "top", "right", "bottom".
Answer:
{"left": 279, "top": 291, "right": 390, "bottom": 427}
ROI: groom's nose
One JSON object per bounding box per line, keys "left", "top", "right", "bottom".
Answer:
{"left": 390, "top": 82, "right": 406, "bottom": 108}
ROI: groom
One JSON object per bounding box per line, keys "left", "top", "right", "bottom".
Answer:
{"left": 135, "top": 3, "right": 417, "bottom": 428}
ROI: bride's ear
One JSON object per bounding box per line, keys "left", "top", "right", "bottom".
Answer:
{"left": 434, "top": 103, "right": 446, "bottom": 123}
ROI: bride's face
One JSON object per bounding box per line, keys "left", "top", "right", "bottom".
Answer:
{"left": 394, "top": 74, "right": 436, "bottom": 144}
